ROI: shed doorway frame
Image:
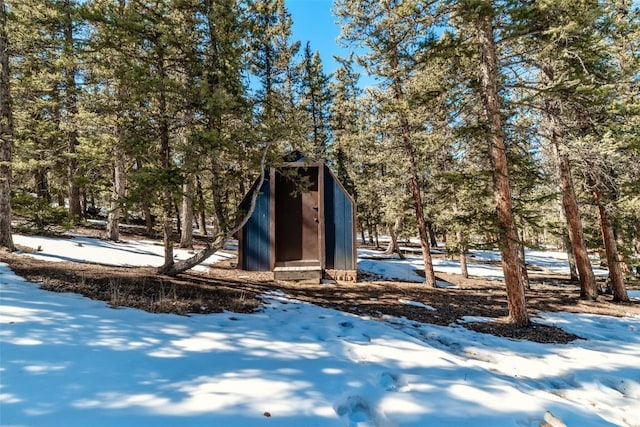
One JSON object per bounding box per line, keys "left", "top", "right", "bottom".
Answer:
{"left": 272, "top": 166, "right": 324, "bottom": 268}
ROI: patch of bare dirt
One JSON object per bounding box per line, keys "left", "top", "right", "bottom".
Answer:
{"left": 1, "top": 251, "right": 261, "bottom": 315}
{"left": 2, "top": 235, "right": 639, "bottom": 345}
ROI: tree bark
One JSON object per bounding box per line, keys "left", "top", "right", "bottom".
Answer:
{"left": 593, "top": 189, "right": 628, "bottom": 302}
{"left": 476, "top": 8, "right": 528, "bottom": 326}
{"left": 179, "top": 175, "right": 194, "bottom": 249}
{"left": 427, "top": 220, "right": 437, "bottom": 248}
{"left": 563, "top": 234, "right": 579, "bottom": 281}
{"left": 550, "top": 138, "right": 598, "bottom": 299}
{"left": 195, "top": 175, "right": 207, "bottom": 235}
{"left": 452, "top": 201, "right": 468, "bottom": 278}
{"left": 384, "top": 5, "right": 436, "bottom": 287}
{"left": 157, "top": 55, "right": 173, "bottom": 273}
{"left": 518, "top": 231, "right": 530, "bottom": 290}
{"left": 210, "top": 155, "right": 227, "bottom": 233}
{"left": 0, "top": 0, "right": 15, "bottom": 251}
{"left": 541, "top": 62, "right": 598, "bottom": 300}
{"left": 384, "top": 215, "right": 405, "bottom": 259}
{"left": 558, "top": 199, "right": 579, "bottom": 280}
{"left": 105, "top": 0, "right": 128, "bottom": 242}
{"left": 457, "top": 229, "right": 468, "bottom": 279}
{"left": 106, "top": 140, "right": 126, "bottom": 241}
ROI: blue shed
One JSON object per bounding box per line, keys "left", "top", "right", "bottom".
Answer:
{"left": 237, "top": 161, "right": 357, "bottom": 282}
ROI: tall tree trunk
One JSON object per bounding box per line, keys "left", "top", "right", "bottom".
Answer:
{"left": 366, "top": 218, "right": 374, "bottom": 244}
{"left": 550, "top": 138, "right": 598, "bottom": 299}
{"left": 558, "top": 197, "right": 579, "bottom": 280}
{"left": 210, "top": 155, "right": 227, "bottom": 233}
{"left": 384, "top": 215, "right": 405, "bottom": 259}
{"left": 563, "top": 234, "right": 579, "bottom": 281}
{"left": 105, "top": 0, "right": 128, "bottom": 242}
{"left": 452, "top": 201, "right": 468, "bottom": 278}
{"left": 457, "top": 229, "right": 468, "bottom": 279}
{"left": 63, "top": 1, "right": 81, "bottom": 218}
{"left": 476, "top": 9, "right": 528, "bottom": 326}
{"left": 0, "top": 0, "right": 15, "bottom": 251}
{"left": 384, "top": 6, "right": 436, "bottom": 287}
{"left": 518, "top": 230, "right": 530, "bottom": 290}
{"left": 156, "top": 48, "right": 173, "bottom": 272}
{"left": 106, "top": 141, "right": 126, "bottom": 241}
{"left": 195, "top": 174, "right": 207, "bottom": 235}
{"left": 542, "top": 62, "right": 598, "bottom": 300}
{"left": 402, "top": 131, "right": 436, "bottom": 287}
{"left": 593, "top": 189, "right": 628, "bottom": 302}
{"left": 427, "top": 220, "right": 437, "bottom": 248}
{"left": 374, "top": 224, "right": 380, "bottom": 249}
{"left": 34, "top": 166, "right": 50, "bottom": 201}
{"left": 180, "top": 175, "right": 194, "bottom": 249}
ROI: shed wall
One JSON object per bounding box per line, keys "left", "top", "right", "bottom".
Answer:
{"left": 241, "top": 178, "right": 271, "bottom": 271}
{"left": 324, "top": 166, "right": 355, "bottom": 270}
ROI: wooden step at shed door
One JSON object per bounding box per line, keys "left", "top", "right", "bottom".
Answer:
{"left": 273, "top": 265, "right": 322, "bottom": 283}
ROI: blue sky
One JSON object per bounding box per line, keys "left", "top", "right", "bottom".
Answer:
{"left": 286, "top": 0, "right": 349, "bottom": 75}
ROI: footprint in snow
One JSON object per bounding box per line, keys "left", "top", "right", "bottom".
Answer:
{"left": 337, "top": 321, "right": 371, "bottom": 344}
{"left": 340, "top": 321, "right": 354, "bottom": 329}
{"left": 598, "top": 376, "right": 640, "bottom": 399}
{"left": 335, "top": 395, "right": 395, "bottom": 427}
{"left": 379, "top": 372, "right": 409, "bottom": 392}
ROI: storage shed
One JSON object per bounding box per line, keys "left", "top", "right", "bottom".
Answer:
{"left": 237, "top": 160, "right": 357, "bottom": 282}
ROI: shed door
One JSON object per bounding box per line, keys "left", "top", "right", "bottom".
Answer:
{"left": 275, "top": 168, "right": 320, "bottom": 265}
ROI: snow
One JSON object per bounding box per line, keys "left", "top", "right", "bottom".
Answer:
{"left": 358, "top": 247, "right": 610, "bottom": 282}
{"left": 11, "top": 234, "right": 233, "bottom": 272}
{"left": 1, "top": 234, "right": 639, "bottom": 427}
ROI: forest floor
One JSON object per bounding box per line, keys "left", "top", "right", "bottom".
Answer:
{"left": 2, "top": 226, "right": 639, "bottom": 345}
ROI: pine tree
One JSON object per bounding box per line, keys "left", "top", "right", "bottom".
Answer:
{"left": 609, "top": 0, "right": 640, "bottom": 278}
{"left": 0, "top": 0, "right": 15, "bottom": 250}
{"left": 84, "top": 0, "right": 132, "bottom": 242}
{"left": 9, "top": 0, "right": 69, "bottom": 214}
{"left": 158, "top": 0, "right": 267, "bottom": 275}
{"left": 335, "top": 0, "right": 438, "bottom": 287}
{"left": 60, "top": 0, "right": 82, "bottom": 219}
{"left": 328, "top": 54, "right": 360, "bottom": 194}
{"left": 247, "top": 0, "right": 302, "bottom": 149}
{"left": 515, "top": 0, "right": 639, "bottom": 300}
{"left": 87, "top": 0, "right": 188, "bottom": 270}
{"left": 450, "top": 0, "right": 529, "bottom": 325}
{"left": 299, "top": 42, "right": 332, "bottom": 161}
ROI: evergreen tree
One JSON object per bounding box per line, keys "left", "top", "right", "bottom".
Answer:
{"left": 0, "top": 0, "right": 15, "bottom": 250}
{"left": 198, "top": 0, "right": 250, "bottom": 236}
{"left": 159, "top": 0, "right": 268, "bottom": 275}
{"left": 335, "top": 0, "right": 438, "bottom": 287}
{"left": 84, "top": 0, "right": 133, "bottom": 242}
{"left": 60, "top": 0, "right": 82, "bottom": 218}
{"left": 328, "top": 54, "right": 360, "bottom": 194}
{"left": 9, "top": 0, "right": 69, "bottom": 214}
{"left": 299, "top": 42, "right": 332, "bottom": 161}
{"left": 446, "top": 0, "right": 529, "bottom": 325}
{"left": 513, "top": 0, "right": 639, "bottom": 300}
{"left": 247, "top": 0, "right": 303, "bottom": 150}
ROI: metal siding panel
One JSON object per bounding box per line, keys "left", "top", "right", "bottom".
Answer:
{"left": 244, "top": 179, "right": 271, "bottom": 271}
{"left": 257, "top": 179, "right": 271, "bottom": 270}
{"left": 324, "top": 167, "right": 336, "bottom": 269}
{"left": 334, "top": 181, "right": 346, "bottom": 270}
{"left": 344, "top": 198, "right": 354, "bottom": 269}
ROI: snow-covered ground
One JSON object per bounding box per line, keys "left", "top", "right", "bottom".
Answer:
{"left": 357, "top": 247, "right": 610, "bottom": 283}
{"left": 1, "top": 234, "right": 639, "bottom": 427}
